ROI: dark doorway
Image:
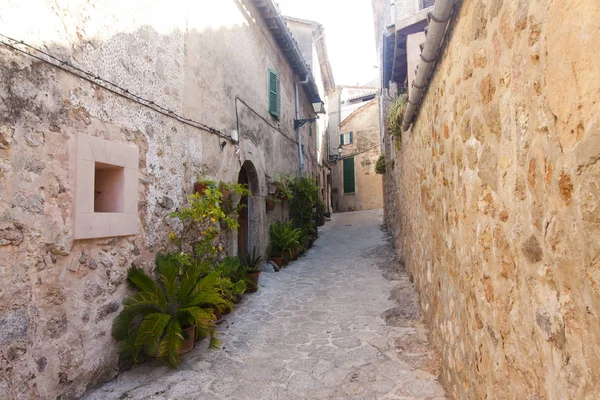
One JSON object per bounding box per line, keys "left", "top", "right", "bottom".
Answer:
{"left": 237, "top": 166, "right": 250, "bottom": 257}
{"left": 237, "top": 161, "right": 259, "bottom": 257}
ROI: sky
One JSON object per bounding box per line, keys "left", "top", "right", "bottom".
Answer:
{"left": 276, "top": 0, "right": 378, "bottom": 86}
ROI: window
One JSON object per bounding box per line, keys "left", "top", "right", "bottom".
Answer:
{"left": 343, "top": 157, "right": 355, "bottom": 194}
{"left": 268, "top": 69, "right": 280, "bottom": 118}
{"left": 74, "top": 133, "right": 139, "bottom": 239}
{"left": 421, "top": 0, "right": 435, "bottom": 9}
{"left": 340, "top": 131, "right": 353, "bottom": 145}
{"left": 94, "top": 162, "right": 125, "bottom": 212}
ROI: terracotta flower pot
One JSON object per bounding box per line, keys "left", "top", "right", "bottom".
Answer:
{"left": 221, "top": 189, "right": 232, "bottom": 200}
{"left": 308, "top": 238, "right": 314, "bottom": 248}
{"left": 270, "top": 255, "right": 283, "bottom": 267}
{"left": 219, "top": 219, "right": 229, "bottom": 230}
{"left": 145, "top": 324, "right": 196, "bottom": 356}
{"left": 245, "top": 271, "right": 260, "bottom": 293}
{"left": 213, "top": 308, "right": 223, "bottom": 325}
{"left": 282, "top": 252, "right": 289, "bottom": 266}
{"left": 291, "top": 248, "right": 299, "bottom": 261}
{"left": 194, "top": 182, "right": 209, "bottom": 194}
{"left": 179, "top": 325, "right": 196, "bottom": 354}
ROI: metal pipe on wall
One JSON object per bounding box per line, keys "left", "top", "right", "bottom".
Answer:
{"left": 295, "top": 74, "right": 310, "bottom": 173}
{"left": 401, "top": 0, "right": 456, "bottom": 132}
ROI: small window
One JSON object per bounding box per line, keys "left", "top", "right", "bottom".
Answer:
{"left": 343, "top": 157, "right": 355, "bottom": 194}
{"left": 94, "top": 162, "right": 125, "bottom": 212}
{"left": 340, "top": 131, "right": 353, "bottom": 145}
{"left": 421, "top": 0, "right": 435, "bottom": 9}
{"left": 268, "top": 69, "right": 280, "bottom": 118}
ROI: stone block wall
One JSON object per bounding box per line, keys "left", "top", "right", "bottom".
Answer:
{"left": 382, "top": 0, "right": 600, "bottom": 398}
{"left": 0, "top": 1, "right": 318, "bottom": 398}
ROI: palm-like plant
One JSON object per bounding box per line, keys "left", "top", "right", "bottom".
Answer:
{"left": 112, "top": 254, "right": 231, "bottom": 368}
{"left": 270, "top": 221, "right": 301, "bottom": 258}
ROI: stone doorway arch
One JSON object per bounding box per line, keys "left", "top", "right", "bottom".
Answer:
{"left": 237, "top": 160, "right": 259, "bottom": 257}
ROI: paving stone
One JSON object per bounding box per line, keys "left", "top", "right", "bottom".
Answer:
{"left": 83, "top": 209, "right": 446, "bottom": 399}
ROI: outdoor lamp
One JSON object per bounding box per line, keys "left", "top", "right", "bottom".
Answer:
{"left": 294, "top": 101, "right": 325, "bottom": 129}
{"left": 312, "top": 101, "right": 325, "bottom": 114}
{"left": 337, "top": 146, "right": 343, "bottom": 157}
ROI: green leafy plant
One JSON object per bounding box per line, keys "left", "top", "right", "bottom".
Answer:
{"left": 387, "top": 93, "right": 407, "bottom": 150}
{"left": 218, "top": 181, "right": 251, "bottom": 216}
{"left": 169, "top": 184, "right": 249, "bottom": 258}
{"left": 269, "top": 221, "right": 301, "bottom": 258}
{"left": 289, "top": 177, "right": 319, "bottom": 241}
{"left": 214, "top": 257, "right": 248, "bottom": 301}
{"left": 375, "top": 155, "right": 386, "bottom": 174}
{"left": 241, "top": 247, "right": 263, "bottom": 273}
{"left": 266, "top": 196, "right": 281, "bottom": 211}
{"left": 112, "top": 254, "right": 230, "bottom": 368}
{"left": 196, "top": 178, "right": 216, "bottom": 186}
{"left": 315, "top": 200, "right": 326, "bottom": 226}
{"left": 274, "top": 176, "right": 294, "bottom": 201}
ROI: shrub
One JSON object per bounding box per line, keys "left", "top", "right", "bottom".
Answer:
{"left": 112, "top": 255, "right": 229, "bottom": 368}
{"left": 375, "top": 155, "right": 386, "bottom": 174}
{"left": 386, "top": 94, "right": 407, "bottom": 150}
{"left": 269, "top": 221, "right": 301, "bottom": 258}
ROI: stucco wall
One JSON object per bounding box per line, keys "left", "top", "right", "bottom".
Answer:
{"left": 0, "top": 1, "right": 318, "bottom": 398}
{"left": 335, "top": 100, "right": 383, "bottom": 212}
{"left": 383, "top": 0, "right": 600, "bottom": 398}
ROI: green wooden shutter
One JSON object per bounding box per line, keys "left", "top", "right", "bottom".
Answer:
{"left": 340, "top": 134, "right": 344, "bottom": 145}
{"left": 349, "top": 131, "right": 353, "bottom": 143}
{"left": 343, "top": 157, "right": 355, "bottom": 193}
{"left": 268, "top": 69, "right": 279, "bottom": 118}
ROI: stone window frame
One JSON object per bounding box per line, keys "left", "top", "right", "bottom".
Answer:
{"left": 74, "top": 133, "right": 139, "bottom": 239}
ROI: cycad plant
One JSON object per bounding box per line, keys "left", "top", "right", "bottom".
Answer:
{"left": 112, "top": 254, "right": 231, "bottom": 368}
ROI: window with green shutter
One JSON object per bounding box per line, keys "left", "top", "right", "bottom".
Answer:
{"left": 268, "top": 69, "right": 279, "bottom": 118}
{"left": 340, "top": 132, "right": 353, "bottom": 145}
{"left": 343, "top": 157, "right": 355, "bottom": 194}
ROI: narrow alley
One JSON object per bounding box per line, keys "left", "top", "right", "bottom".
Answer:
{"left": 84, "top": 209, "right": 445, "bottom": 400}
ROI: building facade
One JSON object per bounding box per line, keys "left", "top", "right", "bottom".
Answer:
{"left": 329, "top": 86, "right": 383, "bottom": 212}
{"left": 373, "top": 0, "right": 600, "bottom": 398}
{"left": 0, "top": 0, "right": 326, "bottom": 398}
{"left": 285, "top": 16, "right": 336, "bottom": 213}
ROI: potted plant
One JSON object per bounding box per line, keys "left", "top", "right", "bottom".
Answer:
{"left": 316, "top": 200, "right": 326, "bottom": 226}
{"left": 194, "top": 178, "right": 215, "bottom": 195}
{"left": 269, "top": 221, "right": 300, "bottom": 267}
{"left": 112, "top": 254, "right": 230, "bottom": 368}
{"left": 218, "top": 182, "right": 251, "bottom": 227}
{"left": 275, "top": 177, "right": 294, "bottom": 202}
{"left": 266, "top": 196, "right": 280, "bottom": 211}
{"left": 241, "top": 247, "right": 263, "bottom": 293}
{"left": 218, "top": 181, "right": 233, "bottom": 201}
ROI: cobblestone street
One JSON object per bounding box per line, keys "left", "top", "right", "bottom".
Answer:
{"left": 84, "top": 209, "right": 445, "bottom": 399}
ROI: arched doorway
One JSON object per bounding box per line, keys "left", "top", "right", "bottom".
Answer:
{"left": 237, "top": 161, "right": 258, "bottom": 257}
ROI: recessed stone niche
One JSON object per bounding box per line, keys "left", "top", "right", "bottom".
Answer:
{"left": 74, "top": 133, "right": 139, "bottom": 239}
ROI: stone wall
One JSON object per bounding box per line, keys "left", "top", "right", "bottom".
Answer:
{"left": 335, "top": 100, "right": 383, "bottom": 212}
{"left": 0, "top": 1, "right": 318, "bottom": 398}
{"left": 382, "top": 0, "right": 600, "bottom": 398}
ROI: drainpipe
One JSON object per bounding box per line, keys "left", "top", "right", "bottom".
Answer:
{"left": 295, "top": 74, "right": 310, "bottom": 174}
{"left": 401, "top": 0, "right": 456, "bottom": 132}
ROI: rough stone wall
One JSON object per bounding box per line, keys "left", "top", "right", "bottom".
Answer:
{"left": 383, "top": 0, "right": 600, "bottom": 398}
{"left": 0, "top": 1, "right": 318, "bottom": 398}
{"left": 335, "top": 100, "right": 383, "bottom": 212}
